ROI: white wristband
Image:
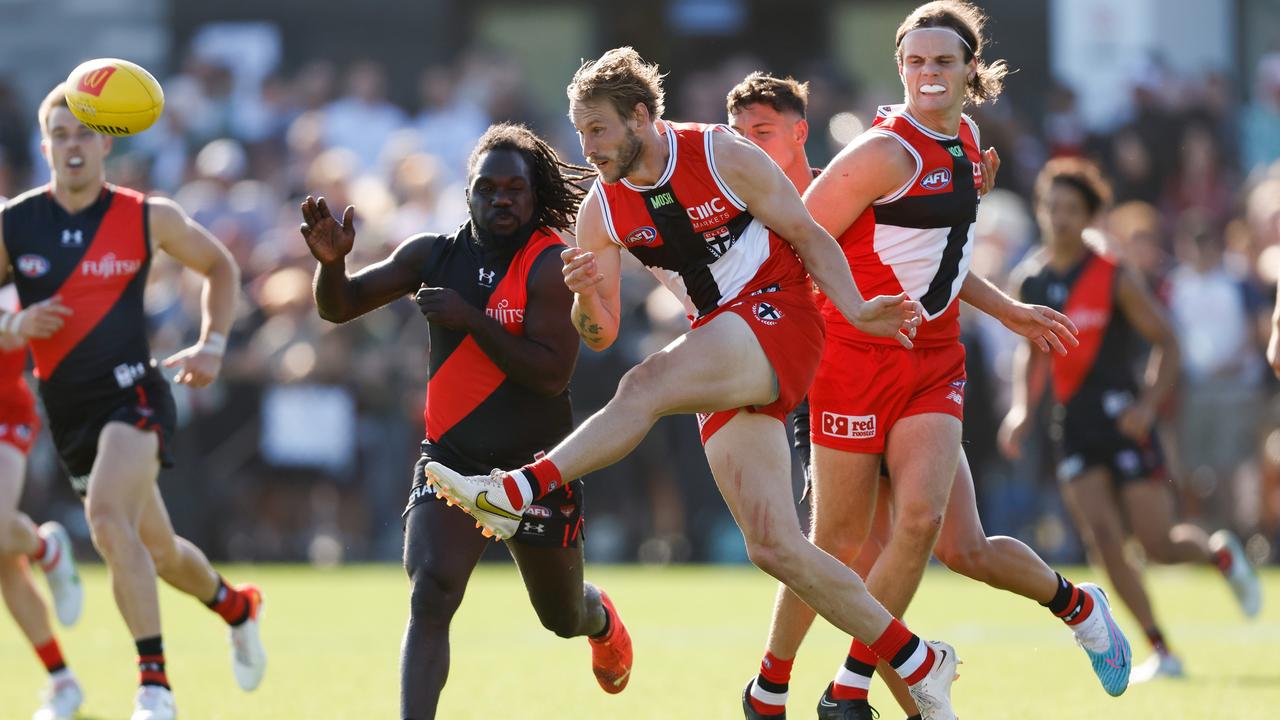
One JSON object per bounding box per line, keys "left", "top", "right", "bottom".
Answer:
{"left": 0, "top": 310, "right": 22, "bottom": 336}
{"left": 200, "top": 332, "right": 227, "bottom": 356}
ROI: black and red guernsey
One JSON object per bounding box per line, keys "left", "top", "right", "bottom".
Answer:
{"left": 419, "top": 224, "right": 573, "bottom": 471}
{"left": 1020, "top": 248, "right": 1140, "bottom": 435}
{"left": 2, "top": 184, "right": 154, "bottom": 389}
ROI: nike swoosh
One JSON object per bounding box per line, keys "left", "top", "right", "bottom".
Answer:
{"left": 611, "top": 668, "right": 631, "bottom": 687}
{"left": 819, "top": 698, "right": 838, "bottom": 708}
{"left": 475, "top": 491, "right": 523, "bottom": 521}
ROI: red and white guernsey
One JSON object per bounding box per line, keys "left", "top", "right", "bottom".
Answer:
{"left": 826, "top": 104, "right": 984, "bottom": 346}
{"left": 0, "top": 285, "right": 35, "bottom": 421}
{"left": 591, "top": 121, "right": 808, "bottom": 320}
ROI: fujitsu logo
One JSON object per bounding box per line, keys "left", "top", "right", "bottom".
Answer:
{"left": 81, "top": 252, "right": 142, "bottom": 278}
{"left": 485, "top": 298, "right": 524, "bottom": 325}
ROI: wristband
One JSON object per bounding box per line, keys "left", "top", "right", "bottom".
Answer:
{"left": 200, "top": 331, "right": 227, "bottom": 356}
{"left": 0, "top": 310, "right": 22, "bottom": 336}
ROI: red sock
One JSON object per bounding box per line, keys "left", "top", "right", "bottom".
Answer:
{"left": 32, "top": 535, "right": 48, "bottom": 561}
{"left": 35, "top": 638, "right": 67, "bottom": 674}
{"left": 206, "top": 577, "right": 251, "bottom": 626}
{"left": 870, "top": 619, "right": 935, "bottom": 686}
{"left": 507, "top": 456, "right": 563, "bottom": 507}
{"left": 1212, "top": 547, "right": 1233, "bottom": 573}
{"left": 831, "top": 640, "right": 878, "bottom": 700}
{"left": 748, "top": 651, "right": 793, "bottom": 715}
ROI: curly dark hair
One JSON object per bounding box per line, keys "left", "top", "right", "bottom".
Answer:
{"left": 1034, "top": 157, "right": 1114, "bottom": 217}
{"left": 466, "top": 123, "right": 593, "bottom": 232}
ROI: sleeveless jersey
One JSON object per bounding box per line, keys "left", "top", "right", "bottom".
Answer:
{"left": 420, "top": 224, "right": 574, "bottom": 470}
{"left": 592, "top": 121, "right": 808, "bottom": 320}
{"left": 1020, "top": 249, "right": 1139, "bottom": 415}
{"left": 826, "top": 105, "right": 983, "bottom": 346}
{"left": 1, "top": 184, "right": 154, "bottom": 389}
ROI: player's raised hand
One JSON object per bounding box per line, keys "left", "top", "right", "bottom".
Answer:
{"left": 2, "top": 296, "right": 74, "bottom": 340}
{"left": 850, "top": 293, "right": 922, "bottom": 349}
{"left": 163, "top": 342, "right": 223, "bottom": 388}
{"left": 299, "top": 195, "right": 355, "bottom": 265}
{"left": 561, "top": 246, "right": 605, "bottom": 295}
{"left": 1000, "top": 301, "right": 1079, "bottom": 355}
{"left": 998, "top": 406, "right": 1031, "bottom": 460}
{"left": 979, "top": 147, "right": 1000, "bottom": 196}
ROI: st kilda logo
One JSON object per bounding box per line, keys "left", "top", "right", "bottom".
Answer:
{"left": 753, "top": 301, "right": 782, "bottom": 326}
{"left": 76, "top": 66, "right": 117, "bottom": 97}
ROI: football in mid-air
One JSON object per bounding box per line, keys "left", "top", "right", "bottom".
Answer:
{"left": 64, "top": 58, "right": 165, "bottom": 136}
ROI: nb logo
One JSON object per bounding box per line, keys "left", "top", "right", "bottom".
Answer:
{"left": 477, "top": 268, "right": 496, "bottom": 286}
{"left": 61, "top": 229, "right": 84, "bottom": 246}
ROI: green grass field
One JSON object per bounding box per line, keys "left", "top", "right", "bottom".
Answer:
{"left": 2, "top": 564, "right": 1277, "bottom": 719}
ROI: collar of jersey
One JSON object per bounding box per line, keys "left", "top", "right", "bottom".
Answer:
{"left": 621, "top": 120, "right": 678, "bottom": 192}
{"left": 889, "top": 105, "right": 960, "bottom": 141}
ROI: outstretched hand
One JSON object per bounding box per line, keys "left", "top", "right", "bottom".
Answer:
{"left": 1000, "top": 302, "right": 1079, "bottom": 355}
{"left": 299, "top": 195, "right": 356, "bottom": 265}
{"left": 849, "top": 293, "right": 922, "bottom": 349}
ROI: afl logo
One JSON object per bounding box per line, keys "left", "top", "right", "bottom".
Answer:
{"left": 17, "top": 254, "right": 50, "bottom": 278}
{"left": 921, "top": 168, "right": 951, "bottom": 191}
{"left": 623, "top": 225, "right": 661, "bottom": 248}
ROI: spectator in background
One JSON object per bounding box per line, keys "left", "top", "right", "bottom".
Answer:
{"left": 1166, "top": 214, "right": 1266, "bottom": 527}
{"left": 323, "top": 60, "right": 406, "bottom": 172}
{"left": 413, "top": 65, "right": 489, "bottom": 180}
{"left": 1243, "top": 54, "right": 1280, "bottom": 173}
{"left": 0, "top": 78, "right": 32, "bottom": 192}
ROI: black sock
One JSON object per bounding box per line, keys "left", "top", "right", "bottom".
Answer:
{"left": 1043, "top": 573, "right": 1089, "bottom": 622}
{"left": 136, "top": 635, "right": 169, "bottom": 690}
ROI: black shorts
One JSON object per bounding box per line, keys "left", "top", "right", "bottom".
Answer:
{"left": 40, "top": 365, "right": 177, "bottom": 496}
{"left": 404, "top": 442, "right": 584, "bottom": 548}
{"left": 1054, "top": 427, "right": 1164, "bottom": 486}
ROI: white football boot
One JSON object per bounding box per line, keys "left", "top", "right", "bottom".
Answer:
{"left": 36, "top": 522, "right": 82, "bottom": 626}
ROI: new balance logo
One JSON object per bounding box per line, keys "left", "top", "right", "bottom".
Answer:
{"left": 821, "top": 412, "right": 876, "bottom": 439}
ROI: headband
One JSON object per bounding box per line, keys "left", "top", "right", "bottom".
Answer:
{"left": 898, "top": 26, "right": 974, "bottom": 56}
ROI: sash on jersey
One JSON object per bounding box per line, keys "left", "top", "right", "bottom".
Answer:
{"left": 1052, "top": 253, "right": 1116, "bottom": 403}
{"left": 423, "top": 229, "right": 563, "bottom": 440}
{"left": 29, "top": 189, "right": 146, "bottom": 379}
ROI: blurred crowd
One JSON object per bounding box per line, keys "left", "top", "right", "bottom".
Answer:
{"left": 3, "top": 37, "right": 1280, "bottom": 567}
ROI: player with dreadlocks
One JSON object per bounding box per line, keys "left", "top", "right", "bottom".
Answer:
{"left": 301, "top": 122, "right": 632, "bottom": 720}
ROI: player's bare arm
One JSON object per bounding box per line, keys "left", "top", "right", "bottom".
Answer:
{"left": 998, "top": 261, "right": 1051, "bottom": 459}
{"left": 959, "top": 271, "right": 1078, "bottom": 354}
{"left": 1113, "top": 264, "right": 1180, "bottom": 443}
{"left": 300, "top": 195, "right": 434, "bottom": 323}
{"left": 0, "top": 212, "right": 72, "bottom": 340}
{"left": 712, "top": 130, "right": 921, "bottom": 347}
{"left": 1268, "top": 282, "right": 1280, "bottom": 378}
{"left": 564, "top": 191, "right": 623, "bottom": 351}
{"left": 148, "top": 195, "right": 239, "bottom": 387}
{"left": 417, "top": 247, "right": 578, "bottom": 397}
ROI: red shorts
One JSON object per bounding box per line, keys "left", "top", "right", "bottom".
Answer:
{"left": 0, "top": 389, "right": 39, "bottom": 456}
{"left": 809, "top": 339, "right": 966, "bottom": 454}
{"left": 695, "top": 285, "right": 824, "bottom": 444}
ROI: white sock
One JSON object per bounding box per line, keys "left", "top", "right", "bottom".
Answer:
{"left": 508, "top": 469, "right": 535, "bottom": 509}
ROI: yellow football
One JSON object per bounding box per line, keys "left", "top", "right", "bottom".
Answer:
{"left": 64, "top": 58, "right": 165, "bottom": 136}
